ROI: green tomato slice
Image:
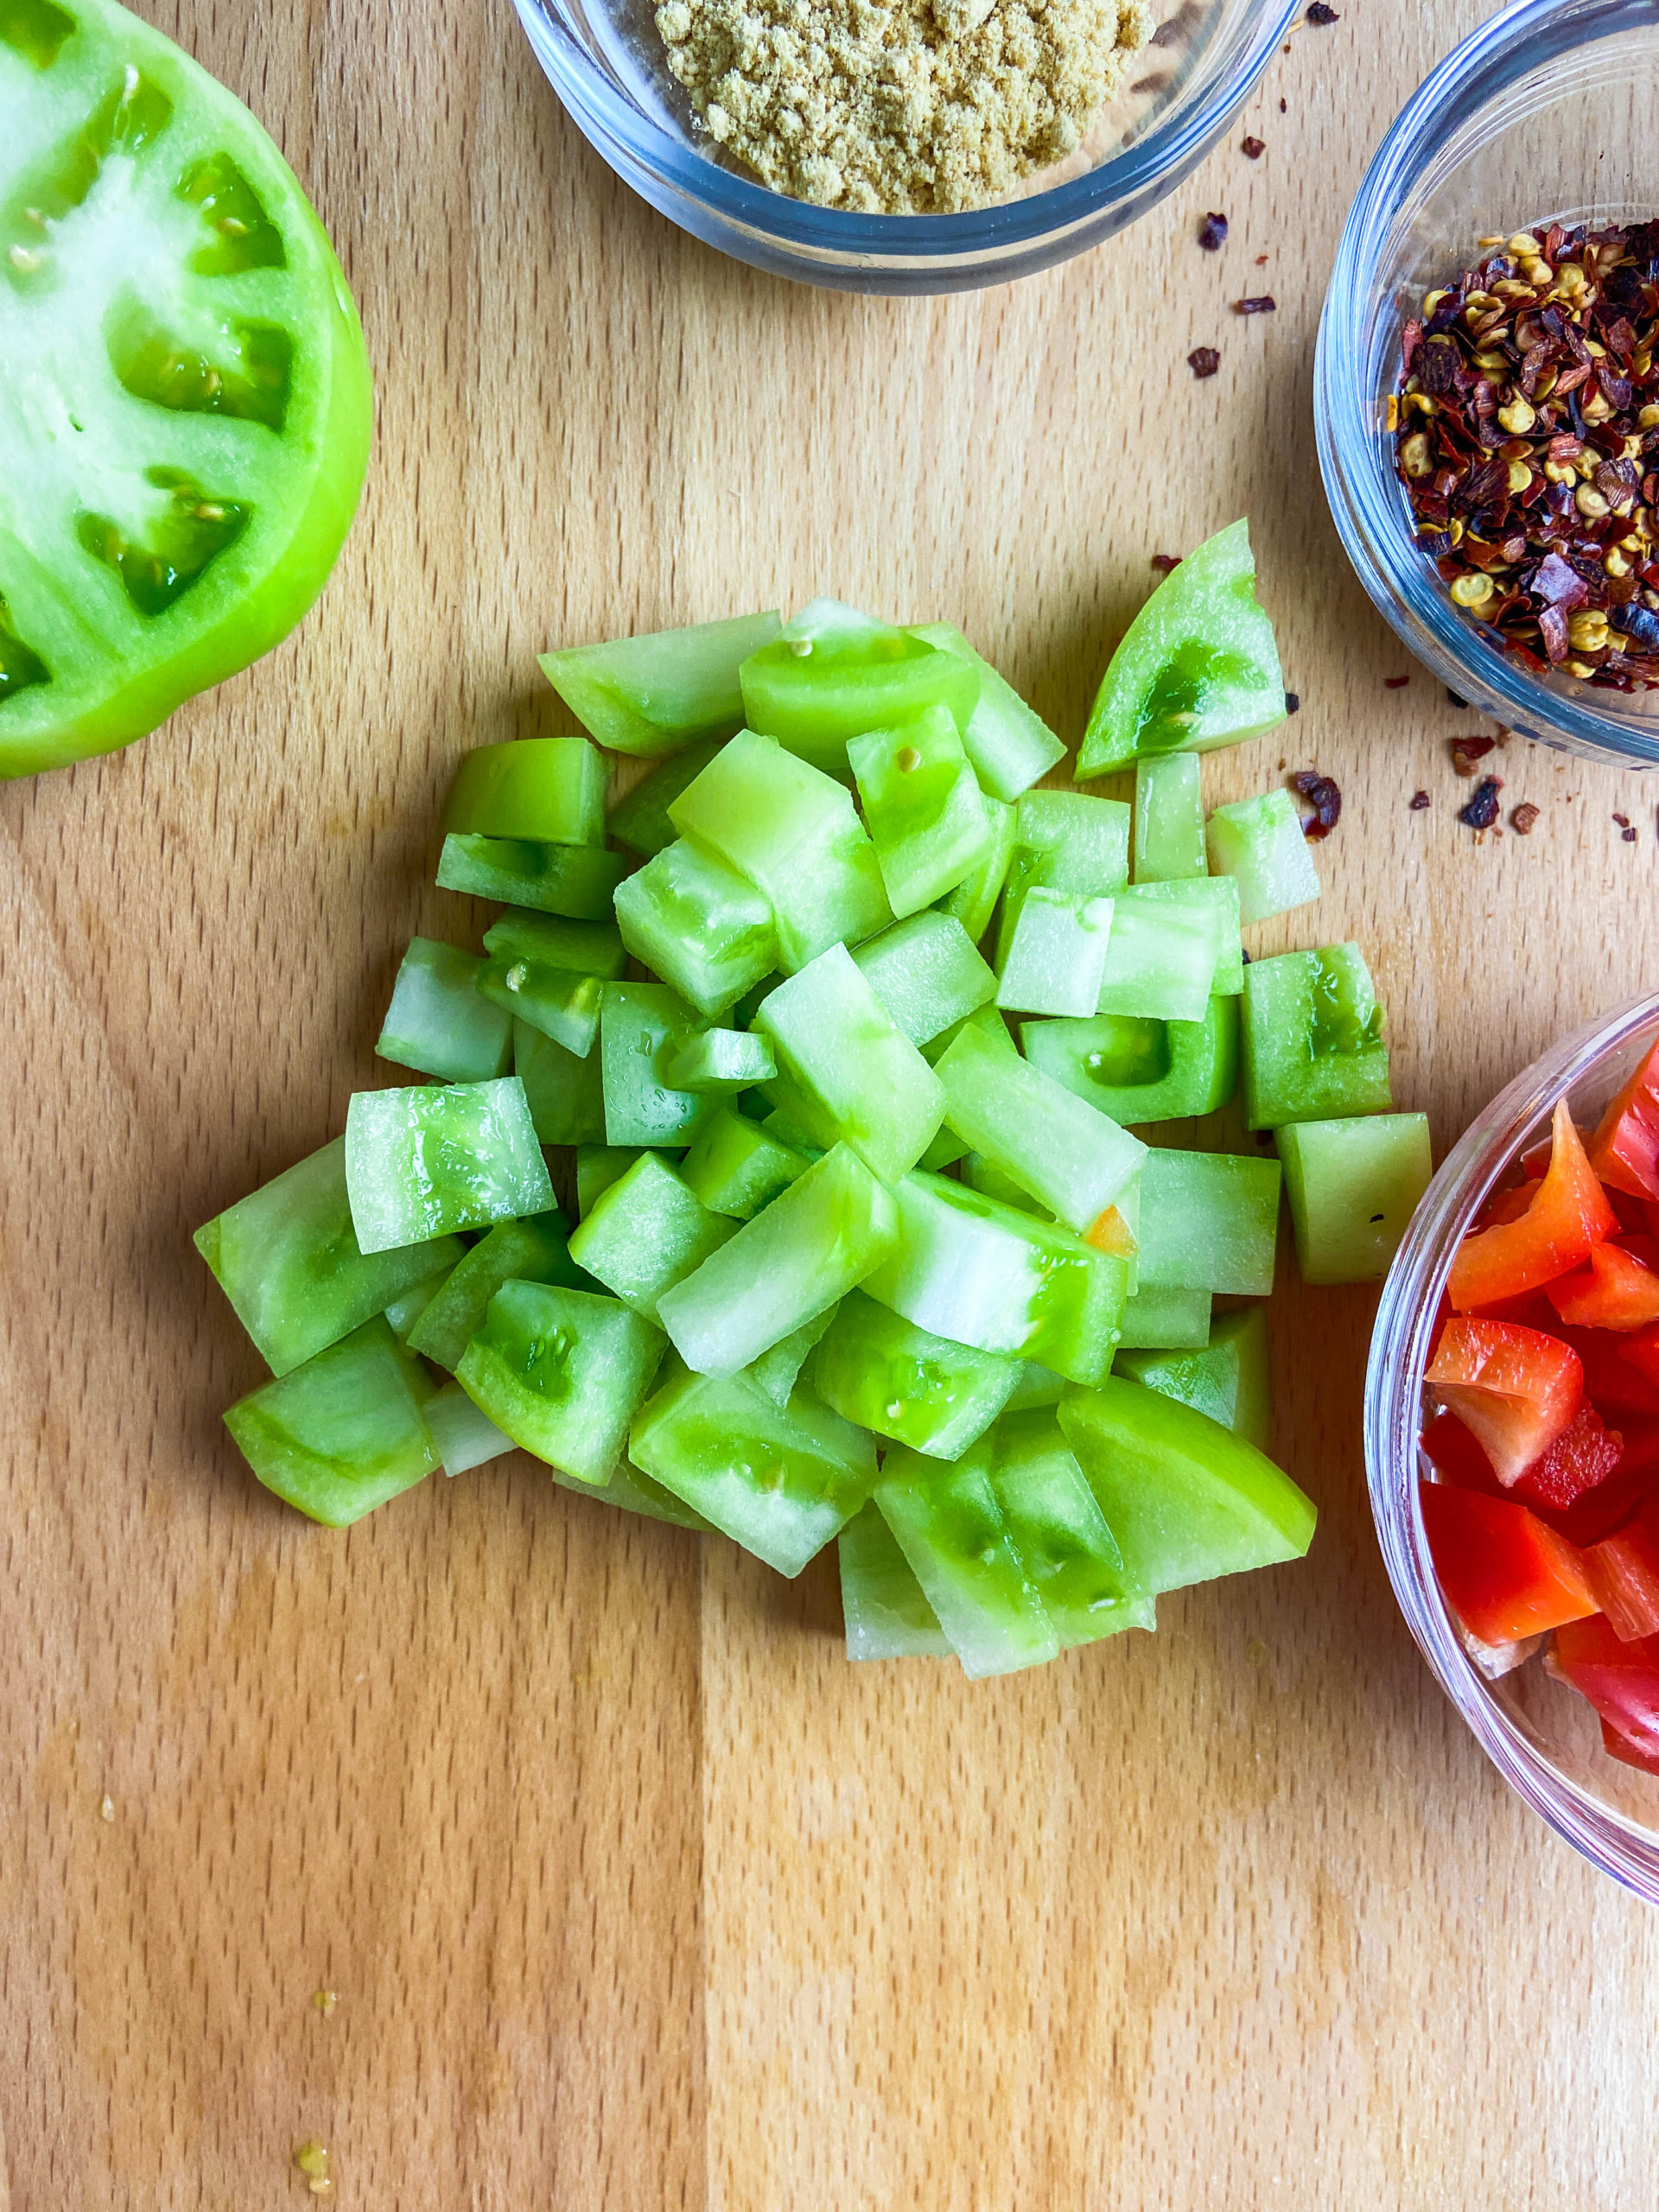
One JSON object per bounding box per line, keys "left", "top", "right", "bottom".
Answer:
{"left": 0, "top": 0, "right": 372, "bottom": 774}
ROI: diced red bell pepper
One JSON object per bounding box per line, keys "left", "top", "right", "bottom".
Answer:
{"left": 1475, "top": 1181, "right": 1536, "bottom": 1231}
{"left": 1550, "top": 1430, "right": 1659, "bottom": 1548}
{"left": 1425, "top": 1318, "right": 1583, "bottom": 1484}
{"left": 1448, "top": 1100, "right": 1618, "bottom": 1313}
{"left": 1606, "top": 1185, "right": 1655, "bottom": 1237}
{"left": 1553, "top": 1322, "right": 1659, "bottom": 1417}
{"left": 1587, "top": 1037, "right": 1659, "bottom": 1204}
{"left": 1599, "top": 1715, "right": 1659, "bottom": 1777}
{"left": 1549, "top": 1614, "right": 1659, "bottom": 1767}
{"left": 1420, "top": 1480, "right": 1598, "bottom": 1644}
{"left": 1420, "top": 1407, "right": 1503, "bottom": 1496}
{"left": 1616, "top": 1323, "right": 1659, "bottom": 1395}
{"left": 1510, "top": 1402, "right": 1624, "bottom": 1514}
{"left": 1582, "top": 1502, "right": 1659, "bottom": 1642}
{"left": 1544, "top": 1241, "right": 1659, "bottom": 1332}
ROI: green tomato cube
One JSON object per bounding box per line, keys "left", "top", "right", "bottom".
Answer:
{"left": 1058, "top": 1375, "right": 1314, "bottom": 1594}
{"left": 194, "top": 1136, "right": 466, "bottom": 1376}
{"left": 456, "top": 1282, "right": 667, "bottom": 1486}
{"left": 478, "top": 957, "right": 604, "bottom": 1058}
{"left": 515, "top": 1019, "right": 606, "bottom": 1145}
{"left": 613, "top": 835, "right": 779, "bottom": 1018}
{"left": 995, "top": 887, "right": 1115, "bottom": 1018}
{"left": 1114, "top": 1282, "right": 1212, "bottom": 1348}
{"left": 223, "top": 1317, "right": 439, "bottom": 1526}
{"left": 934, "top": 1016, "right": 1146, "bottom": 1231}
{"left": 406, "top": 1210, "right": 582, "bottom": 1370}
{"left": 607, "top": 737, "right": 726, "bottom": 857}
{"left": 344, "top": 1077, "right": 554, "bottom": 1255}
{"left": 1114, "top": 1306, "right": 1272, "bottom": 1452}
{"left": 996, "top": 789, "right": 1132, "bottom": 965}
{"left": 1077, "top": 519, "right": 1287, "bottom": 777}
{"left": 810, "top": 1288, "right": 1022, "bottom": 1459}
{"left": 656, "top": 1142, "right": 899, "bottom": 1376}
{"left": 423, "top": 1379, "right": 515, "bottom": 1475}
{"left": 1137, "top": 877, "right": 1244, "bottom": 993}
{"left": 575, "top": 1145, "right": 645, "bottom": 1217}
{"left": 940, "top": 792, "right": 1016, "bottom": 944}
{"left": 629, "top": 1360, "right": 877, "bottom": 1575}
{"left": 751, "top": 1305, "right": 840, "bottom": 1408}
{"left": 989, "top": 1408, "right": 1153, "bottom": 1646}
{"left": 1135, "top": 1147, "right": 1281, "bottom": 1296}
{"left": 679, "top": 1106, "right": 812, "bottom": 1219}
{"left": 567, "top": 1151, "right": 738, "bottom": 1322}
{"left": 556, "top": 1458, "right": 715, "bottom": 1532}
{"left": 861, "top": 1171, "right": 1128, "bottom": 1386}
{"left": 754, "top": 945, "right": 944, "bottom": 1185}
{"left": 482, "top": 909, "right": 627, "bottom": 979}
{"left": 1275, "top": 1111, "right": 1432, "bottom": 1285}
{"left": 961, "top": 1151, "right": 1040, "bottom": 1212}
{"left": 661, "top": 1027, "right": 776, "bottom": 1093}
{"left": 376, "top": 938, "right": 513, "bottom": 1084}
{"left": 839, "top": 1502, "right": 950, "bottom": 1661}
{"left": 848, "top": 702, "right": 992, "bottom": 918}
{"left": 1205, "top": 788, "right": 1320, "bottom": 924}
{"left": 739, "top": 599, "right": 978, "bottom": 777}
{"left": 435, "top": 834, "right": 629, "bottom": 920}
{"left": 442, "top": 738, "right": 607, "bottom": 847}
{"left": 852, "top": 910, "right": 996, "bottom": 1046}
{"left": 599, "top": 982, "right": 718, "bottom": 1147}
{"left": 906, "top": 623, "right": 1066, "bottom": 802}
{"left": 384, "top": 1271, "right": 447, "bottom": 1344}
{"left": 538, "top": 610, "right": 782, "bottom": 757}
{"left": 1093, "top": 884, "right": 1226, "bottom": 1022}
{"left": 1020, "top": 997, "right": 1239, "bottom": 1125}
{"left": 1003, "top": 1361, "right": 1068, "bottom": 1411}
{"left": 1241, "top": 944, "right": 1392, "bottom": 1129}
{"left": 875, "top": 1440, "right": 1058, "bottom": 1678}
{"left": 1133, "top": 752, "right": 1206, "bottom": 881}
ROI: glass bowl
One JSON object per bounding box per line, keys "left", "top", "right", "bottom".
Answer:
{"left": 509, "top": 0, "right": 1297, "bottom": 294}
{"left": 1367, "top": 989, "right": 1659, "bottom": 1901}
{"left": 1315, "top": 0, "right": 1659, "bottom": 770}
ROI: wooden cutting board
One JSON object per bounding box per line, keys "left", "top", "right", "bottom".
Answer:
{"left": 4, "top": 0, "right": 1658, "bottom": 2203}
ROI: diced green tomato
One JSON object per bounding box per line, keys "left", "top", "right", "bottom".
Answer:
{"left": 861, "top": 1170, "right": 1128, "bottom": 1386}
{"left": 1004, "top": 1361, "right": 1068, "bottom": 1410}
{"left": 988, "top": 1409, "right": 1153, "bottom": 1646}
{"left": 1133, "top": 753, "right": 1206, "bottom": 881}
{"left": 875, "top": 1440, "right": 1058, "bottom": 1678}
{"left": 758, "top": 1076, "right": 838, "bottom": 1154}
{"left": 1020, "top": 997, "right": 1239, "bottom": 1126}
{"left": 514, "top": 1018, "right": 605, "bottom": 1145}
{"left": 934, "top": 1016, "right": 1146, "bottom": 1231}
{"left": 1205, "top": 788, "right": 1321, "bottom": 923}
{"left": 838, "top": 1503, "right": 950, "bottom": 1661}
{"left": 477, "top": 954, "right": 603, "bottom": 1058}
{"left": 406, "top": 1209, "right": 580, "bottom": 1370}
{"left": 1135, "top": 1148, "right": 1281, "bottom": 1297}
{"left": 750, "top": 1304, "right": 839, "bottom": 1408}
{"left": 1137, "top": 877, "right": 1244, "bottom": 994}
{"left": 850, "top": 909, "right": 996, "bottom": 1046}
{"left": 1077, "top": 519, "right": 1287, "bottom": 777}
{"left": 679, "top": 1105, "right": 810, "bottom": 1220}
{"left": 629, "top": 1359, "right": 877, "bottom": 1575}
{"left": 556, "top": 1455, "right": 714, "bottom": 1533}
{"left": 940, "top": 792, "right": 1016, "bottom": 943}
{"left": 1241, "top": 944, "right": 1392, "bottom": 1130}
{"left": 1058, "top": 1375, "right": 1315, "bottom": 1594}
{"left": 739, "top": 599, "right": 978, "bottom": 777}
{"left": 566, "top": 1151, "right": 737, "bottom": 1323}
{"left": 607, "top": 736, "right": 726, "bottom": 856}
{"left": 995, "top": 887, "right": 1115, "bottom": 1019}
{"left": 906, "top": 623, "right": 1066, "bottom": 802}
{"left": 847, "top": 702, "right": 992, "bottom": 918}
{"left": 662, "top": 1027, "right": 776, "bottom": 1092}
{"left": 996, "top": 790, "right": 1132, "bottom": 965}
{"left": 442, "top": 738, "right": 607, "bottom": 848}
{"left": 921, "top": 997, "right": 1018, "bottom": 1067}
{"left": 754, "top": 944, "right": 944, "bottom": 1185}
{"left": 613, "top": 834, "right": 779, "bottom": 1018}
{"left": 1115, "top": 1306, "right": 1271, "bottom": 1452}
{"left": 423, "top": 1379, "right": 515, "bottom": 1475}
{"left": 1093, "top": 885, "right": 1225, "bottom": 1023}
{"left": 435, "top": 833, "right": 628, "bottom": 920}
{"left": 344, "top": 1077, "right": 554, "bottom": 1255}
{"left": 0, "top": 0, "right": 373, "bottom": 776}
{"left": 1115, "top": 1282, "right": 1212, "bottom": 1349}
{"left": 656, "top": 1142, "right": 899, "bottom": 1376}
{"left": 917, "top": 1124, "right": 969, "bottom": 1172}
{"left": 810, "top": 1288, "right": 1022, "bottom": 1459}
{"left": 481, "top": 909, "right": 626, "bottom": 979}
{"left": 961, "top": 1151, "right": 1040, "bottom": 1211}
{"left": 374, "top": 940, "right": 511, "bottom": 1095}
{"left": 598, "top": 982, "right": 718, "bottom": 1148}
{"left": 223, "top": 1318, "right": 439, "bottom": 1526}
{"left": 1276, "top": 1112, "right": 1432, "bottom": 1286}
{"left": 456, "top": 1282, "right": 666, "bottom": 1487}
{"left": 575, "top": 1144, "right": 644, "bottom": 1217}
{"left": 383, "top": 1269, "right": 446, "bottom": 1344}
{"left": 194, "top": 1135, "right": 465, "bottom": 1376}
{"left": 537, "top": 610, "right": 782, "bottom": 757}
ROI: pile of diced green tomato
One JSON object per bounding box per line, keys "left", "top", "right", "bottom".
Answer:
{"left": 196, "top": 523, "right": 1432, "bottom": 1677}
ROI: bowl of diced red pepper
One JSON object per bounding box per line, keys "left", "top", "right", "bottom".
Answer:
{"left": 1367, "top": 991, "right": 1659, "bottom": 1898}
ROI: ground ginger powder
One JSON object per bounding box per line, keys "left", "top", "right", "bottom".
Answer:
{"left": 654, "top": 0, "right": 1151, "bottom": 214}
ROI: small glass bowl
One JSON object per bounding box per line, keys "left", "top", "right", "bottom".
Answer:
{"left": 1367, "top": 990, "right": 1659, "bottom": 1902}
{"left": 1315, "top": 0, "right": 1659, "bottom": 769}
{"left": 510, "top": 0, "right": 1296, "bottom": 294}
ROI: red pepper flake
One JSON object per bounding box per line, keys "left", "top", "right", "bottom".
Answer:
{"left": 1511, "top": 802, "right": 1541, "bottom": 834}
{"left": 1240, "top": 135, "right": 1266, "bottom": 159}
{"left": 1624, "top": 825, "right": 1640, "bottom": 842}
{"left": 1284, "top": 690, "right": 1300, "bottom": 713}
{"left": 1187, "top": 346, "right": 1221, "bottom": 379}
{"left": 1151, "top": 552, "right": 1181, "bottom": 573}
{"left": 1409, "top": 790, "right": 1432, "bottom": 809}
{"left": 1255, "top": 253, "right": 1269, "bottom": 266}
{"left": 1452, "top": 734, "right": 1497, "bottom": 775}
{"left": 1292, "top": 769, "right": 1342, "bottom": 840}
{"left": 1613, "top": 811, "right": 1631, "bottom": 825}
{"left": 1306, "top": 2, "right": 1338, "bottom": 20}
{"left": 1383, "top": 673, "right": 1410, "bottom": 689}
{"left": 1459, "top": 776, "right": 1503, "bottom": 830}
{"left": 1279, "top": 97, "right": 1287, "bottom": 112}
{"left": 1234, "top": 295, "right": 1276, "bottom": 315}
{"left": 1614, "top": 810, "right": 1640, "bottom": 842}
{"left": 1197, "top": 211, "right": 1228, "bottom": 251}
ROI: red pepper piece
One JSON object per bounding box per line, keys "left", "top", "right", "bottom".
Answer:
{"left": 1420, "top": 1407, "right": 1504, "bottom": 1496}
{"left": 1545, "top": 1240, "right": 1659, "bottom": 1331}
{"left": 1582, "top": 1502, "right": 1659, "bottom": 1641}
{"left": 1599, "top": 1715, "right": 1659, "bottom": 1776}
{"left": 1425, "top": 1318, "right": 1583, "bottom": 1482}
{"left": 1588, "top": 1037, "right": 1659, "bottom": 1202}
{"left": 1617, "top": 1322, "right": 1659, "bottom": 1392}
{"left": 1550, "top": 1614, "right": 1659, "bottom": 1760}
{"left": 1421, "top": 1480, "right": 1598, "bottom": 1644}
{"left": 1449, "top": 1100, "right": 1619, "bottom": 1312}
{"left": 1509, "top": 1402, "right": 1624, "bottom": 1512}
{"left": 1554, "top": 1321, "right": 1659, "bottom": 1415}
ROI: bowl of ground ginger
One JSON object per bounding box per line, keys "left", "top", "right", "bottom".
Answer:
{"left": 512, "top": 0, "right": 1298, "bottom": 289}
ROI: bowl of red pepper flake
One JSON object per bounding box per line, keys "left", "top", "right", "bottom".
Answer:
{"left": 1316, "top": 0, "right": 1659, "bottom": 770}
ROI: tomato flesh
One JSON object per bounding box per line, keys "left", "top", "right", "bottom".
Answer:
{"left": 1420, "top": 1479, "right": 1597, "bottom": 1645}
{"left": 1425, "top": 1317, "right": 1583, "bottom": 1484}
{"left": 1448, "top": 1101, "right": 1618, "bottom": 1313}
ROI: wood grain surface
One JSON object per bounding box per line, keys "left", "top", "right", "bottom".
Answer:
{"left": 5, "top": 0, "right": 1659, "bottom": 2204}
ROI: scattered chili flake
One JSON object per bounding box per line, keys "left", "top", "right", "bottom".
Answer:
{"left": 1446, "top": 688, "right": 1469, "bottom": 709}
{"left": 1614, "top": 810, "right": 1631, "bottom": 826}
{"left": 1383, "top": 673, "right": 1410, "bottom": 688}
{"left": 1409, "top": 790, "right": 1432, "bottom": 809}
{"left": 1255, "top": 253, "right": 1269, "bottom": 266}
{"left": 1284, "top": 690, "right": 1300, "bottom": 712}
{"left": 1306, "top": 1, "right": 1338, "bottom": 18}
{"left": 1292, "top": 769, "right": 1342, "bottom": 839}
{"left": 1187, "top": 346, "right": 1221, "bottom": 379}
{"left": 1151, "top": 553, "right": 1181, "bottom": 573}
{"left": 1241, "top": 135, "right": 1265, "bottom": 159}
{"left": 1197, "top": 211, "right": 1229, "bottom": 251}
{"left": 1459, "top": 776, "right": 1504, "bottom": 830}
{"left": 1279, "top": 97, "right": 1287, "bottom": 112}
{"left": 1511, "top": 802, "right": 1541, "bottom": 833}
{"left": 1234, "top": 295, "right": 1276, "bottom": 315}
{"left": 1452, "top": 734, "right": 1497, "bottom": 775}
{"left": 1624, "top": 823, "right": 1640, "bottom": 842}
